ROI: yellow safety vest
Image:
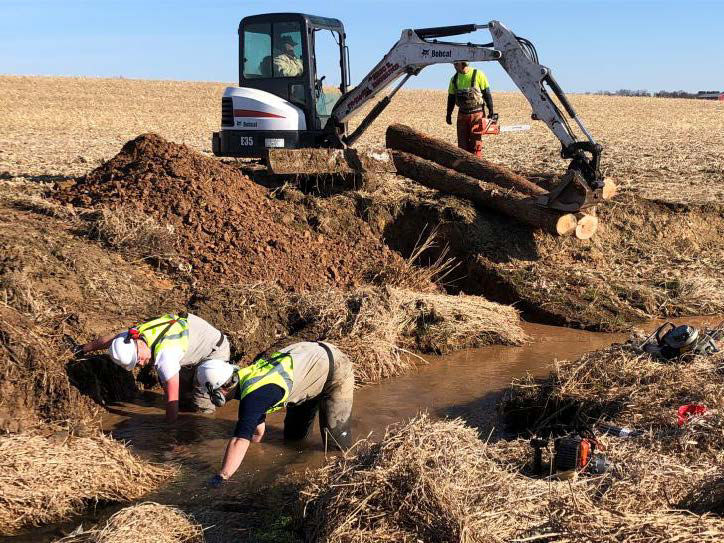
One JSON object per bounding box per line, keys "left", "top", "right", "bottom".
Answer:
{"left": 135, "top": 313, "right": 189, "bottom": 363}
{"left": 237, "top": 352, "right": 294, "bottom": 413}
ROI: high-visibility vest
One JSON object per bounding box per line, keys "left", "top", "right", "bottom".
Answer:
{"left": 237, "top": 352, "right": 294, "bottom": 413}
{"left": 135, "top": 314, "right": 189, "bottom": 363}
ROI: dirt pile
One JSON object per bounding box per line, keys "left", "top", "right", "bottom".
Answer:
{"left": 302, "top": 413, "right": 723, "bottom": 543}
{"left": 57, "top": 502, "right": 204, "bottom": 543}
{"left": 58, "top": 134, "right": 415, "bottom": 292}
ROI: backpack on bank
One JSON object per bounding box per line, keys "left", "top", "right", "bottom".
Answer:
{"left": 453, "top": 69, "right": 483, "bottom": 114}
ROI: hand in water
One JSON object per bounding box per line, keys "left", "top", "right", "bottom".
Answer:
{"left": 208, "top": 474, "right": 226, "bottom": 489}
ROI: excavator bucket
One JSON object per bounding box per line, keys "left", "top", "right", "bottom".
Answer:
{"left": 266, "top": 148, "right": 396, "bottom": 176}
{"left": 536, "top": 169, "right": 602, "bottom": 212}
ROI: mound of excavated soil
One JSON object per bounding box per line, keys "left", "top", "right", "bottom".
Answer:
{"left": 59, "top": 134, "right": 410, "bottom": 292}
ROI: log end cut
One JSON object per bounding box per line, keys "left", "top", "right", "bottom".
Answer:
{"left": 556, "top": 214, "right": 579, "bottom": 237}
{"left": 602, "top": 178, "right": 618, "bottom": 200}
{"left": 575, "top": 214, "right": 599, "bottom": 240}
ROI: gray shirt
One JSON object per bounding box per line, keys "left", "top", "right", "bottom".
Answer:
{"left": 280, "top": 342, "right": 331, "bottom": 404}
{"left": 180, "top": 313, "right": 224, "bottom": 366}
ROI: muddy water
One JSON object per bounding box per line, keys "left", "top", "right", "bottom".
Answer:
{"left": 9, "top": 317, "right": 720, "bottom": 542}
{"left": 103, "top": 323, "right": 630, "bottom": 489}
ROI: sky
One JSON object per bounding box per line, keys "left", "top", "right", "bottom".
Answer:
{"left": 1, "top": 0, "right": 722, "bottom": 92}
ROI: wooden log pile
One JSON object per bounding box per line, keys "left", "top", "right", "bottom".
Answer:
{"left": 386, "top": 123, "right": 615, "bottom": 239}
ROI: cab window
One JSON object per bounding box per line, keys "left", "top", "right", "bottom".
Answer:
{"left": 242, "top": 21, "right": 304, "bottom": 79}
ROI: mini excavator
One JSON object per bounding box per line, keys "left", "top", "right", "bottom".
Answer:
{"left": 212, "top": 13, "right": 604, "bottom": 211}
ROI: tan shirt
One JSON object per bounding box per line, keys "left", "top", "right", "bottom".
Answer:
{"left": 280, "top": 341, "right": 330, "bottom": 404}
{"left": 274, "top": 53, "right": 303, "bottom": 77}
{"left": 180, "top": 314, "right": 224, "bottom": 366}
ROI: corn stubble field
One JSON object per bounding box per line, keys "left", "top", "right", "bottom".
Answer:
{"left": 1, "top": 76, "right": 723, "bottom": 542}
{"left": 2, "top": 76, "right": 723, "bottom": 205}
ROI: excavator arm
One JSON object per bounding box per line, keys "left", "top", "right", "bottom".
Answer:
{"left": 328, "top": 21, "right": 604, "bottom": 210}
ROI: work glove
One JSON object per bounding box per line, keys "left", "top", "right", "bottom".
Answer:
{"left": 445, "top": 114, "right": 452, "bottom": 125}
{"left": 208, "top": 474, "right": 226, "bottom": 489}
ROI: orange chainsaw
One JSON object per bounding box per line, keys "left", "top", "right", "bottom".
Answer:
{"left": 474, "top": 114, "right": 531, "bottom": 136}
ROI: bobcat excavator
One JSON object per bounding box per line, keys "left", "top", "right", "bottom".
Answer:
{"left": 212, "top": 13, "right": 604, "bottom": 211}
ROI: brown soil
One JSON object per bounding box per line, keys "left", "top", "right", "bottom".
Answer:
{"left": 0, "top": 199, "right": 184, "bottom": 431}
{"left": 57, "top": 134, "right": 413, "bottom": 292}
{"left": 351, "top": 177, "right": 724, "bottom": 331}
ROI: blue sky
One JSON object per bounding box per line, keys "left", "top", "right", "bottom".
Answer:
{"left": 1, "top": 0, "right": 722, "bottom": 92}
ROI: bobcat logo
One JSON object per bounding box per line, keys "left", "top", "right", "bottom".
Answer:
{"left": 421, "top": 49, "right": 430, "bottom": 57}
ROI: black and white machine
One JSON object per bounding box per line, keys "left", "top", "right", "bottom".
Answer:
{"left": 212, "top": 13, "right": 604, "bottom": 209}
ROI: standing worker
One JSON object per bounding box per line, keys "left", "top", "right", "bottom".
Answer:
{"left": 201, "top": 341, "right": 354, "bottom": 487}
{"left": 77, "top": 312, "right": 230, "bottom": 422}
{"left": 446, "top": 61, "right": 495, "bottom": 157}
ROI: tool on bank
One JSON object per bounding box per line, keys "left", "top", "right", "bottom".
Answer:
{"left": 530, "top": 428, "right": 611, "bottom": 478}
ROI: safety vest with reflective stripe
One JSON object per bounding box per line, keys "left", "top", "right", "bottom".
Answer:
{"left": 237, "top": 352, "right": 294, "bottom": 413}
{"left": 136, "top": 314, "right": 189, "bottom": 363}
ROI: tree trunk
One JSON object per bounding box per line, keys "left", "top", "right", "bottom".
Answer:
{"left": 386, "top": 123, "right": 546, "bottom": 197}
{"left": 391, "top": 151, "right": 580, "bottom": 237}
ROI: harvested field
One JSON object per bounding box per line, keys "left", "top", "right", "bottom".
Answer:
{"left": 56, "top": 502, "right": 204, "bottom": 543}
{"left": 0, "top": 431, "right": 174, "bottom": 535}
{"left": 2, "top": 77, "right": 721, "bottom": 206}
{"left": 301, "top": 413, "right": 723, "bottom": 543}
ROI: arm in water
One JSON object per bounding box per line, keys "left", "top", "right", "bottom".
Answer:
{"left": 214, "top": 422, "right": 265, "bottom": 484}
{"left": 164, "top": 373, "right": 180, "bottom": 423}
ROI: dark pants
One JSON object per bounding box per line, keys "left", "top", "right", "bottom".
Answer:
{"left": 456, "top": 110, "right": 484, "bottom": 156}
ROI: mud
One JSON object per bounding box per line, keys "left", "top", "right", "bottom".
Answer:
{"left": 56, "top": 134, "right": 418, "bottom": 292}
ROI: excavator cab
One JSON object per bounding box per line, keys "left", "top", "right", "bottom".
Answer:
{"left": 213, "top": 13, "right": 349, "bottom": 157}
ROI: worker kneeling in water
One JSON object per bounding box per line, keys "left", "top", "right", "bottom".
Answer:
{"left": 78, "top": 313, "right": 230, "bottom": 422}
{"left": 446, "top": 61, "right": 494, "bottom": 157}
{"left": 203, "top": 341, "right": 354, "bottom": 486}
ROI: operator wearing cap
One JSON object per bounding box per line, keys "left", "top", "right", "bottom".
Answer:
{"left": 77, "top": 313, "right": 230, "bottom": 422}
{"left": 273, "top": 35, "right": 303, "bottom": 77}
{"left": 446, "top": 61, "right": 495, "bottom": 157}
{"left": 200, "top": 341, "right": 354, "bottom": 487}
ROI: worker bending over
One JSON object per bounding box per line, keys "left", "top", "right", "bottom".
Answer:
{"left": 201, "top": 341, "right": 354, "bottom": 486}
{"left": 78, "top": 313, "right": 229, "bottom": 422}
{"left": 446, "top": 61, "right": 495, "bottom": 157}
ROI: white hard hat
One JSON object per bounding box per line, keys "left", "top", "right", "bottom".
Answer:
{"left": 196, "top": 359, "right": 236, "bottom": 391}
{"left": 108, "top": 333, "right": 138, "bottom": 371}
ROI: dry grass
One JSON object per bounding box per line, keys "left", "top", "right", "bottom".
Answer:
{"left": 301, "top": 413, "right": 724, "bottom": 543}
{"left": 81, "top": 206, "right": 183, "bottom": 270}
{"left": 0, "top": 432, "right": 175, "bottom": 535}
{"left": 56, "top": 502, "right": 204, "bottom": 543}
{"left": 499, "top": 332, "right": 724, "bottom": 465}
{"left": 1, "top": 77, "right": 721, "bottom": 206}
{"left": 293, "top": 286, "right": 526, "bottom": 385}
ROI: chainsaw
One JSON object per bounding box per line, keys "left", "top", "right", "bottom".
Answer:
{"left": 475, "top": 114, "right": 531, "bottom": 136}
{"left": 530, "top": 429, "right": 610, "bottom": 478}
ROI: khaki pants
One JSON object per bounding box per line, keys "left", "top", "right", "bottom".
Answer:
{"left": 283, "top": 344, "right": 354, "bottom": 449}
{"left": 179, "top": 338, "right": 231, "bottom": 413}
{"left": 456, "top": 110, "right": 484, "bottom": 157}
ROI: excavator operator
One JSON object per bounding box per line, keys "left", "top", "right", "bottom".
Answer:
{"left": 446, "top": 61, "right": 494, "bottom": 157}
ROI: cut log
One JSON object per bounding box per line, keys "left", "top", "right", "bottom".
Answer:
{"left": 386, "top": 123, "right": 546, "bottom": 196}
{"left": 391, "top": 151, "right": 579, "bottom": 237}
{"left": 575, "top": 214, "right": 599, "bottom": 240}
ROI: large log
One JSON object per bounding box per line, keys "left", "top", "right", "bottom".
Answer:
{"left": 386, "top": 123, "right": 546, "bottom": 197}
{"left": 392, "top": 151, "right": 583, "bottom": 237}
